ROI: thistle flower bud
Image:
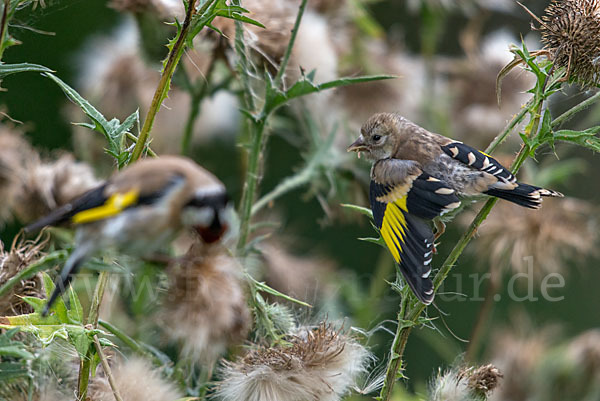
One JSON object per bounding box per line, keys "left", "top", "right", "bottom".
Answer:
{"left": 213, "top": 323, "right": 370, "bottom": 401}
{"left": 160, "top": 246, "right": 251, "bottom": 363}
{"left": 540, "top": 0, "right": 600, "bottom": 86}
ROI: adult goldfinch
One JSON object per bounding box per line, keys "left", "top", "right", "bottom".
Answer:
{"left": 348, "top": 113, "right": 562, "bottom": 304}
{"left": 25, "top": 156, "right": 230, "bottom": 315}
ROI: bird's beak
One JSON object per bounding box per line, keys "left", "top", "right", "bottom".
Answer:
{"left": 347, "top": 135, "right": 368, "bottom": 153}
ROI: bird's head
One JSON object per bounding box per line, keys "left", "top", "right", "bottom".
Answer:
{"left": 182, "top": 187, "right": 231, "bottom": 243}
{"left": 347, "top": 113, "right": 404, "bottom": 161}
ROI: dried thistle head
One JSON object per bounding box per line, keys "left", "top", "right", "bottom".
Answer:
{"left": 160, "top": 245, "right": 251, "bottom": 363}
{"left": 464, "top": 194, "right": 597, "bottom": 279}
{"left": 89, "top": 356, "right": 182, "bottom": 401}
{"left": 213, "top": 322, "right": 370, "bottom": 401}
{"left": 0, "top": 235, "right": 47, "bottom": 316}
{"left": 12, "top": 154, "right": 99, "bottom": 224}
{"left": 539, "top": 0, "right": 600, "bottom": 86}
{"left": 430, "top": 363, "right": 503, "bottom": 401}
{"left": 0, "top": 125, "right": 38, "bottom": 224}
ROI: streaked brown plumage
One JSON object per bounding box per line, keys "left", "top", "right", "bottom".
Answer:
{"left": 348, "top": 113, "right": 563, "bottom": 304}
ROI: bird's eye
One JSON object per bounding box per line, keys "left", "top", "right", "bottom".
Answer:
{"left": 373, "top": 135, "right": 382, "bottom": 142}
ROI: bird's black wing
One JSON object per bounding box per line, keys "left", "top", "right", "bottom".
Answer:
{"left": 370, "top": 159, "right": 460, "bottom": 304}
{"left": 24, "top": 184, "right": 109, "bottom": 233}
{"left": 441, "top": 141, "right": 517, "bottom": 186}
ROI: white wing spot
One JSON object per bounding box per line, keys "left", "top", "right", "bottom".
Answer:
{"left": 427, "top": 176, "right": 440, "bottom": 182}
{"left": 449, "top": 147, "right": 459, "bottom": 157}
{"left": 467, "top": 152, "right": 476, "bottom": 165}
{"left": 422, "top": 269, "right": 431, "bottom": 279}
{"left": 435, "top": 187, "right": 455, "bottom": 195}
{"left": 482, "top": 157, "right": 490, "bottom": 169}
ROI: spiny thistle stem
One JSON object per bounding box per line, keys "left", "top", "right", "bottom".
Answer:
{"left": 130, "top": 0, "right": 205, "bottom": 162}
{"left": 93, "top": 334, "right": 124, "bottom": 401}
{"left": 236, "top": 0, "right": 309, "bottom": 252}
{"left": 552, "top": 89, "right": 600, "bottom": 127}
{"left": 0, "top": 0, "right": 9, "bottom": 61}
{"left": 77, "top": 270, "right": 111, "bottom": 399}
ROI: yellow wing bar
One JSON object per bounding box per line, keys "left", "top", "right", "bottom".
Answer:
{"left": 72, "top": 190, "right": 139, "bottom": 224}
{"left": 379, "top": 198, "right": 408, "bottom": 263}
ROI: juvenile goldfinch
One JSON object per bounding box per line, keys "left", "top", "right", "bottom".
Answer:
{"left": 348, "top": 113, "right": 562, "bottom": 304}
{"left": 25, "top": 156, "right": 230, "bottom": 315}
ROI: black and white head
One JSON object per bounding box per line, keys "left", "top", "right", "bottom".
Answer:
{"left": 182, "top": 186, "right": 231, "bottom": 243}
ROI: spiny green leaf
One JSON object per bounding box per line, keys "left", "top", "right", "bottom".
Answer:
{"left": 264, "top": 74, "right": 396, "bottom": 115}
{"left": 42, "top": 272, "right": 69, "bottom": 322}
{"left": 0, "top": 62, "right": 53, "bottom": 78}
{"left": 554, "top": 127, "right": 600, "bottom": 152}
{"left": 43, "top": 73, "right": 110, "bottom": 137}
{"left": 0, "top": 345, "right": 33, "bottom": 360}
{"left": 65, "top": 327, "right": 89, "bottom": 358}
{"left": 358, "top": 236, "right": 386, "bottom": 248}
{"left": 246, "top": 274, "right": 312, "bottom": 308}
{"left": 67, "top": 285, "right": 83, "bottom": 324}
{"left": 340, "top": 203, "right": 373, "bottom": 218}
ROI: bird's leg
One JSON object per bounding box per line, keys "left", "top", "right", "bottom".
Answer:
{"left": 433, "top": 218, "right": 446, "bottom": 254}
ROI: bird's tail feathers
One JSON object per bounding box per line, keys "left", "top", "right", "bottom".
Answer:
{"left": 398, "top": 263, "right": 434, "bottom": 304}
{"left": 485, "top": 183, "right": 563, "bottom": 209}
{"left": 42, "top": 250, "right": 87, "bottom": 317}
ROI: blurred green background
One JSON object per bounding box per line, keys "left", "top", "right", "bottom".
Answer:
{"left": 2, "top": 0, "right": 599, "bottom": 396}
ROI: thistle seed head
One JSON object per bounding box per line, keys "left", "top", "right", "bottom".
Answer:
{"left": 540, "top": 0, "right": 600, "bottom": 86}
{"left": 213, "top": 322, "right": 371, "bottom": 401}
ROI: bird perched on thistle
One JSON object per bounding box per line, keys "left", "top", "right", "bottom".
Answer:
{"left": 25, "top": 156, "right": 230, "bottom": 316}
{"left": 348, "top": 113, "right": 563, "bottom": 304}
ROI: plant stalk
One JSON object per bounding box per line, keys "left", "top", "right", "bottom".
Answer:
{"left": 93, "top": 334, "right": 124, "bottom": 401}
{"left": 552, "top": 89, "right": 600, "bottom": 127}
{"left": 0, "top": 0, "right": 9, "bottom": 61}
{"left": 236, "top": 0, "right": 309, "bottom": 252}
{"left": 273, "top": 0, "right": 308, "bottom": 88}
{"left": 130, "top": 0, "right": 202, "bottom": 162}
{"left": 77, "top": 270, "right": 111, "bottom": 399}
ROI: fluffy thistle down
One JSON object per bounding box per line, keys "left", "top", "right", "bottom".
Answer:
{"left": 0, "top": 125, "right": 38, "bottom": 224}
{"left": 88, "top": 356, "right": 182, "bottom": 401}
{"left": 463, "top": 195, "right": 597, "bottom": 279}
{"left": 429, "top": 364, "right": 503, "bottom": 401}
{"left": 538, "top": 0, "right": 600, "bottom": 86}
{"left": 71, "top": 20, "right": 238, "bottom": 162}
{"left": 160, "top": 244, "right": 251, "bottom": 363}
{"left": 0, "top": 127, "right": 99, "bottom": 225}
{"left": 0, "top": 235, "right": 46, "bottom": 315}
{"left": 213, "top": 323, "right": 371, "bottom": 401}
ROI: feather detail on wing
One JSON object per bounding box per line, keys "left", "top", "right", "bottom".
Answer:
{"left": 24, "top": 184, "right": 109, "bottom": 233}
{"left": 441, "top": 141, "right": 517, "bottom": 188}
{"left": 72, "top": 190, "right": 139, "bottom": 224}
{"left": 370, "top": 159, "right": 458, "bottom": 304}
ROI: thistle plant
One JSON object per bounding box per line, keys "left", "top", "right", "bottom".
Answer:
{"left": 1, "top": 1, "right": 600, "bottom": 401}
